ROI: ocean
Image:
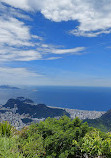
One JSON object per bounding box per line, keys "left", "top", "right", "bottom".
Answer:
{"left": 0, "top": 86, "right": 111, "bottom": 111}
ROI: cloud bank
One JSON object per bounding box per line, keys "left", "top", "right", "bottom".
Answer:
{"left": 0, "top": 2, "right": 85, "bottom": 62}
{"left": 2, "top": 0, "right": 111, "bottom": 37}
{"left": 0, "top": 67, "right": 42, "bottom": 85}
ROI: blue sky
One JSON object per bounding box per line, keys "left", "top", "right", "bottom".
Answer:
{"left": 0, "top": 0, "right": 111, "bottom": 86}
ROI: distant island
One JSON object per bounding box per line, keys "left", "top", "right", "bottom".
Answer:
{"left": 0, "top": 85, "right": 20, "bottom": 89}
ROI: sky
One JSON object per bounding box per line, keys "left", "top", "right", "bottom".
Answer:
{"left": 0, "top": 0, "right": 111, "bottom": 87}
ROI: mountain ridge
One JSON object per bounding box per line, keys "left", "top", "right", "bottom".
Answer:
{"left": 3, "top": 97, "right": 70, "bottom": 118}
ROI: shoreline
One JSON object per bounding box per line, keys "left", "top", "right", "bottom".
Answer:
{"left": 47, "top": 106, "right": 106, "bottom": 120}
{"left": 47, "top": 105, "right": 106, "bottom": 111}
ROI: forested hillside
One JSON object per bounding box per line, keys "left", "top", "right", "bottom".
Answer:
{"left": 0, "top": 116, "right": 111, "bottom": 158}
{"left": 4, "top": 97, "right": 69, "bottom": 118}
{"left": 85, "top": 109, "right": 111, "bottom": 132}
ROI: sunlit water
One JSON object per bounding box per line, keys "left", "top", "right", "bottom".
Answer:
{"left": 0, "top": 86, "right": 111, "bottom": 111}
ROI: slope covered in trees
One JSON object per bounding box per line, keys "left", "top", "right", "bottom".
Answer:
{"left": 85, "top": 109, "right": 111, "bottom": 132}
{"left": 4, "top": 97, "right": 69, "bottom": 118}
{"left": 0, "top": 116, "right": 111, "bottom": 158}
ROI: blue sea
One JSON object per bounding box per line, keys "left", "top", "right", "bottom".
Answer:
{"left": 0, "top": 86, "right": 111, "bottom": 111}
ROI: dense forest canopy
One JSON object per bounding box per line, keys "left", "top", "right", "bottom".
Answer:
{"left": 0, "top": 116, "right": 111, "bottom": 158}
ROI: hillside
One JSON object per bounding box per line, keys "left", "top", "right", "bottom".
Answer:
{"left": 85, "top": 109, "right": 111, "bottom": 132}
{"left": 3, "top": 97, "right": 70, "bottom": 119}
{"left": 0, "top": 117, "right": 111, "bottom": 158}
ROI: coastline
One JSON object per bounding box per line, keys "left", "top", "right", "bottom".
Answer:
{"left": 47, "top": 106, "right": 106, "bottom": 120}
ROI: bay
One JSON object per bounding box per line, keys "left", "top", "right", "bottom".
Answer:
{"left": 0, "top": 86, "right": 111, "bottom": 111}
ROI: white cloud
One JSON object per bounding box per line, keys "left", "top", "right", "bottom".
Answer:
{"left": 0, "top": 17, "right": 32, "bottom": 47}
{"left": 2, "top": 0, "right": 111, "bottom": 37}
{"left": 0, "top": 67, "right": 38, "bottom": 77}
{"left": 32, "top": 0, "right": 111, "bottom": 37}
{"left": 0, "top": 3, "right": 31, "bottom": 20}
{"left": 0, "top": 67, "right": 43, "bottom": 85}
{"left": 70, "top": 29, "right": 111, "bottom": 37}
{"left": 0, "top": 3, "right": 43, "bottom": 61}
{"left": 37, "top": 44, "right": 85, "bottom": 56}
{"left": 14, "top": 50, "right": 42, "bottom": 61}
{"left": 0, "top": 2, "right": 86, "bottom": 62}
{"left": 1, "top": 0, "right": 31, "bottom": 10}
{"left": 45, "top": 57, "right": 62, "bottom": 60}
{"left": 51, "top": 47, "right": 85, "bottom": 54}
{"left": 0, "top": 46, "right": 42, "bottom": 62}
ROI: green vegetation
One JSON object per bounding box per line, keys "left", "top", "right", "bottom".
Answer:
{"left": 85, "top": 109, "right": 111, "bottom": 132}
{"left": 4, "top": 98, "right": 70, "bottom": 118}
{"left": 0, "top": 116, "right": 111, "bottom": 157}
